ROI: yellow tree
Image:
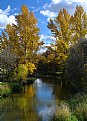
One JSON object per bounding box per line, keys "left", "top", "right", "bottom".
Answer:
{"left": 47, "top": 6, "right": 87, "bottom": 64}
{"left": 1, "top": 5, "right": 42, "bottom": 81}
{"left": 71, "top": 5, "right": 87, "bottom": 42}
{"left": 48, "top": 6, "right": 87, "bottom": 44}
{"left": 47, "top": 8, "right": 71, "bottom": 67}
{"left": 48, "top": 8, "right": 71, "bottom": 43}
{"left": 1, "top": 5, "right": 41, "bottom": 64}
{"left": 47, "top": 6, "right": 87, "bottom": 74}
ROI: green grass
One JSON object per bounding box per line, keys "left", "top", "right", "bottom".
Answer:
{"left": 75, "top": 95, "right": 87, "bottom": 121}
{"left": 54, "top": 94, "right": 87, "bottom": 121}
{"left": 0, "top": 82, "right": 11, "bottom": 97}
{"left": 0, "top": 82, "right": 23, "bottom": 97}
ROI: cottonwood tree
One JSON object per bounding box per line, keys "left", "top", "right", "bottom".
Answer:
{"left": 1, "top": 5, "right": 41, "bottom": 64}
{"left": 71, "top": 6, "right": 87, "bottom": 42}
{"left": 47, "top": 5, "right": 87, "bottom": 73}
{"left": 1, "top": 5, "right": 42, "bottom": 81}
{"left": 48, "top": 5, "right": 87, "bottom": 44}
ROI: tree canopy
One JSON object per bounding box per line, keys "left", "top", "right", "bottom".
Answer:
{"left": 38, "top": 5, "right": 87, "bottom": 75}
{"left": 1, "top": 5, "right": 42, "bottom": 81}
{"left": 1, "top": 5, "right": 41, "bottom": 64}
{"left": 48, "top": 5, "right": 87, "bottom": 44}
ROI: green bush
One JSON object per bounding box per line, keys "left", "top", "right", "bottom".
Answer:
{"left": 75, "top": 100, "right": 87, "bottom": 121}
{"left": 67, "top": 115, "right": 78, "bottom": 121}
{"left": 0, "top": 82, "right": 11, "bottom": 97}
{"left": 67, "top": 94, "right": 87, "bottom": 121}
{"left": 26, "top": 77, "right": 36, "bottom": 84}
{"left": 10, "top": 83, "right": 23, "bottom": 93}
{"left": 54, "top": 94, "right": 87, "bottom": 121}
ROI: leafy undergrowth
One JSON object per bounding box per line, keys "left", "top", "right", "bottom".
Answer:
{"left": 0, "top": 82, "right": 11, "bottom": 97}
{"left": 52, "top": 94, "right": 87, "bottom": 121}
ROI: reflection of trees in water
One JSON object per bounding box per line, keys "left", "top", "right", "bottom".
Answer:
{"left": 0, "top": 77, "right": 80, "bottom": 121}
{"left": 53, "top": 80, "right": 78, "bottom": 100}
{"left": 0, "top": 85, "right": 39, "bottom": 121}
{"left": 24, "top": 85, "right": 35, "bottom": 98}
{"left": 41, "top": 77, "right": 78, "bottom": 99}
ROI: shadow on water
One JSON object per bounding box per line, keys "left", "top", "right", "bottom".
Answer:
{"left": 0, "top": 77, "right": 78, "bottom": 121}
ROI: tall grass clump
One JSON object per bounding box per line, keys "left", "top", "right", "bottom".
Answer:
{"left": 55, "top": 103, "right": 71, "bottom": 120}
{"left": 75, "top": 95, "right": 87, "bottom": 121}
{"left": 54, "top": 102, "right": 77, "bottom": 121}
{"left": 0, "top": 82, "right": 11, "bottom": 97}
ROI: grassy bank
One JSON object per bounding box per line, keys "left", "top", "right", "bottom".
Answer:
{"left": 0, "top": 82, "right": 11, "bottom": 97}
{"left": 0, "top": 82, "right": 23, "bottom": 97}
{"left": 0, "top": 77, "right": 36, "bottom": 97}
{"left": 53, "top": 94, "right": 87, "bottom": 121}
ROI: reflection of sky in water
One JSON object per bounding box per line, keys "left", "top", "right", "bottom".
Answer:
{"left": 34, "top": 78, "right": 56, "bottom": 121}
{"left": 38, "top": 106, "right": 55, "bottom": 121}
{"left": 1, "top": 78, "right": 59, "bottom": 121}
{"left": 34, "top": 78, "right": 55, "bottom": 101}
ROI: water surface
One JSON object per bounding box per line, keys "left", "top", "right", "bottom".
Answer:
{"left": 0, "top": 77, "right": 76, "bottom": 121}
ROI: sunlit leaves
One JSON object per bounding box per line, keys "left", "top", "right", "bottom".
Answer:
{"left": 71, "top": 5, "right": 87, "bottom": 41}
{"left": 14, "top": 62, "right": 36, "bottom": 81}
{"left": 47, "top": 5, "right": 87, "bottom": 66}
{"left": 48, "top": 8, "right": 71, "bottom": 43}
{"left": 26, "top": 62, "right": 36, "bottom": 74}
{"left": 48, "top": 6, "right": 87, "bottom": 44}
{"left": 15, "top": 64, "right": 28, "bottom": 81}
{"left": 1, "top": 5, "right": 41, "bottom": 64}
{"left": 1, "top": 5, "right": 42, "bottom": 80}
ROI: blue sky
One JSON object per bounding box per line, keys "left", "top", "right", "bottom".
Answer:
{"left": 0, "top": 0, "right": 87, "bottom": 50}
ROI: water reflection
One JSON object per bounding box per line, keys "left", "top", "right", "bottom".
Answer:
{"left": 34, "top": 78, "right": 55, "bottom": 101}
{"left": 34, "top": 78, "right": 56, "bottom": 121}
{"left": 0, "top": 77, "right": 77, "bottom": 121}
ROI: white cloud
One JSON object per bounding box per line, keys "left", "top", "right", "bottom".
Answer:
{"left": 39, "top": 47, "right": 47, "bottom": 53}
{"left": 43, "top": 3, "right": 48, "bottom": 9}
{"left": 0, "top": 5, "right": 16, "bottom": 29}
{"left": 40, "top": 34, "right": 47, "bottom": 40}
{"left": 40, "top": 34, "right": 56, "bottom": 42}
{"left": 52, "top": 0, "right": 62, "bottom": 4}
{"left": 40, "top": 10, "right": 57, "bottom": 18}
{"left": 39, "top": 34, "right": 53, "bottom": 53}
{"left": 0, "top": 5, "right": 10, "bottom": 15}
{"left": 0, "top": 15, "right": 8, "bottom": 28}
{"left": 66, "top": 0, "right": 87, "bottom": 3}
{"left": 7, "top": 15, "right": 16, "bottom": 25}
{"left": 40, "top": 34, "right": 51, "bottom": 40}
{"left": 52, "top": 0, "right": 87, "bottom": 4}
{"left": 41, "top": 0, "right": 87, "bottom": 16}
{"left": 4, "top": 5, "right": 10, "bottom": 15}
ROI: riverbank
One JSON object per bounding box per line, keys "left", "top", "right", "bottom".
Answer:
{"left": 0, "top": 77, "right": 87, "bottom": 121}
{"left": 0, "top": 82, "right": 11, "bottom": 97}
{"left": 53, "top": 93, "right": 87, "bottom": 121}
{"left": 0, "top": 77, "right": 36, "bottom": 98}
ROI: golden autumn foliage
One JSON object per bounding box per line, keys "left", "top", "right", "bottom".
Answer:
{"left": 48, "top": 5, "right": 87, "bottom": 44}
{"left": 1, "top": 5, "right": 41, "bottom": 64}
{"left": 14, "top": 62, "right": 36, "bottom": 81}
{"left": 1, "top": 5, "right": 42, "bottom": 80}
{"left": 47, "top": 5, "right": 87, "bottom": 65}
{"left": 71, "top": 6, "right": 87, "bottom": 41}
{"left": 26, "top": 62, "right": 36, "bottom": 74}
{"left": 15, "top": 64, "right": 28, "bottom": 81}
